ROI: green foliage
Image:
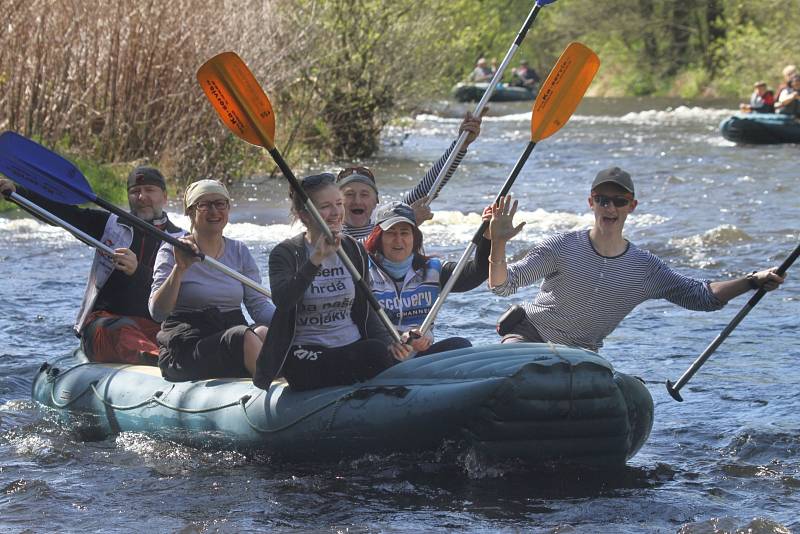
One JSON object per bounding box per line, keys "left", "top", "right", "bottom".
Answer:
{"left": 2, "top": 0, "right": 798, "bottom": 177}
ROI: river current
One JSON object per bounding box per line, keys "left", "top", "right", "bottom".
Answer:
{"left": 1, "top": 98, "right": 798, "bottom": 533}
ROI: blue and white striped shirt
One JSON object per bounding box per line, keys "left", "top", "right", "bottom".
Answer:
{"left": 491, "top": 230, "right": 724, "bottom": 351}
{"left": 343, "top": 141, "right": 466, "bottom": 241}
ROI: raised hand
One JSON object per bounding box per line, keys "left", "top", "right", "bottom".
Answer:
{"left": 410, "top": 197, "right": 433, "bottom": 225}
{"left": 460, "top": 109, "right": 487, "bottom": 148}
{"left": 489, "top": 194, "right": 526, "bottom": 243}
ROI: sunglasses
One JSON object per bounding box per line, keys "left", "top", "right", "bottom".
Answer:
{"left": 592, "top": 194, "right": 632, "bottom": 208}
{"left": 336, "top": 166, "right": 375, "bottom": 183}
{"left": 194, "top": 199, "right": 230, "bottom": 212}
{"left": 301, "top": 173, "right": 336, "bottom": 188}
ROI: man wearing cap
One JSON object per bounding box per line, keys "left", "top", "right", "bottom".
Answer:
{"left": 740, "top": 81, "right": 775, "bottom": 113}
{"left": 486, "top": 167, "right": 786, "bottom": 352}
{"left": 0, "top": 166, "right": 182, "bottom": 364}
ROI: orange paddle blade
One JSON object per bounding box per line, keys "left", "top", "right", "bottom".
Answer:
{"left": 531, "top": 42, "right": 600, "bottom": 142}
{"left": 197, "top": 51, "right": 276, "bottom": 149}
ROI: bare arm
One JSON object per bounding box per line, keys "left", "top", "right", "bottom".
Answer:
{"left": 148, "top": 237, "right": 200, "bottom": 321}
{"left": 709, "top": 268, "right": 785, "bottom": 303}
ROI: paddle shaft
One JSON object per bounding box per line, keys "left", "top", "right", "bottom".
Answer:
{"left": 5, "top": 192, "right": 115, "bottom": 255}
{"left": 418, "top": 141, "right": 537, "bottom": 336}
{"left": 422, "top": 1, "right": 546, "bottom": 207}
{"left": 267, "top": 148, "right": 402, "bottom": 343}
{"left": 666, "top": 241, "right": 800, "bottom": 401}
{"left": 92, "top": 196, "right": 272, "bottom": 298}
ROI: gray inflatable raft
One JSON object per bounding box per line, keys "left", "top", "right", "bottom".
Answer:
{"left": 31, "top": 343, "right": 653, "bottom": 465}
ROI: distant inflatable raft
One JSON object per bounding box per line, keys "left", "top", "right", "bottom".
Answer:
{"left": 452, "top": 82, "right": 536, "bottom": 103}
{"left": 32, "top": 344, "right": 653, "bottom": 465}
{"left": 720, "top": 113, "right": 800, "bottom": 144}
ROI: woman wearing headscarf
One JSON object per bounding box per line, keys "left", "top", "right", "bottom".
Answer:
{"left": 149, "top": 179, "right": 274, "bottom": 381}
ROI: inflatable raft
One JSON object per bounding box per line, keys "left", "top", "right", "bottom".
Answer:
{"left": 719, "top": 113, "right": 800, "bottom": 144}
{"left": 452, "top": 82, "right": 535, "bottom": 103}
{"left": 32, "top": 344, "right": 653, "bottom": 465}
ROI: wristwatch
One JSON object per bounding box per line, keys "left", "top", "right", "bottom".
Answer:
{"left": 746, "top": 271, "right": 760, "bottom": 290}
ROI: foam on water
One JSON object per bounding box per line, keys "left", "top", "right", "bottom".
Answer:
{"left": 415, "top": 106, "right": 735, "bottom": 127}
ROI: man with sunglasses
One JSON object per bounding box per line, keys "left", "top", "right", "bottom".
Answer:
{"left": 486, "top": 166, "right": 786, "bottom": 352}
{"left": 0, "top": 167, "right": 183, "bottom": 364}
{"left": 337, "top": 112, "right": 483, "bottom": 241}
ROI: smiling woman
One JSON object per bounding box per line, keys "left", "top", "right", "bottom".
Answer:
{"left": 254, "top": 174, "right": 410, "bottom": 392}
{"left": 148, "top": 179, "right": 275, "bottom": 381}
{"left": 364, "top": 201, "right": 493, "bottom": 357}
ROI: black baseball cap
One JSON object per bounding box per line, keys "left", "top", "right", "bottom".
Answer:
{"left": 127, "top": 166, "right": 167, "bottom": 191}
{"left": 591, "top": 167, "right": 635, "bottom": 196}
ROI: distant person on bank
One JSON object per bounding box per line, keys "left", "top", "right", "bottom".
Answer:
{"left": 739, "top": 81, "right": 775, "bottom": 113}
{"left": 149, "top": 180, "right": 274, "bottom": 381}
{"left": 487, "top": 167, "right": 786, "bottom": 352}
{"left": 337, "top": 112, "right": 483, "bottom": 241}
{"left": 0, "top": 168, "right": 182, "bottom": 365}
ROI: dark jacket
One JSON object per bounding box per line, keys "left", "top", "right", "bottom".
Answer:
{"left": 253, "top": 233, "right": 393, "bottom": 389}
{"left": 14, "top": 185, "right": 181, "bottom": 324}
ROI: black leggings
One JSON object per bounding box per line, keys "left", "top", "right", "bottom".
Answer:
{"left": 283, "top": 338, "right": 396, "bottom": 391}
{"left": 160, "top": 325, "right": 251, "bottom": 382}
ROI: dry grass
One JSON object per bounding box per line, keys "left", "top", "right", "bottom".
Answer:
{"left": 0, "top": 0, "right": 313, "bottom": 184}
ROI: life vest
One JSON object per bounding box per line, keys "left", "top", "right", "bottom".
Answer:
{"left": 74, "top": 214, "right": 183, "bottom": 334}
{"left": 369, "top": 256, "right": 442, "bottom": 334}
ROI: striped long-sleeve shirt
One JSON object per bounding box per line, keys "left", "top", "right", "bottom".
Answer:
{"left": 343, "top": 140, "right": 466, "bottom": 241}
{"left": 491, "top": 230, "right": 724, "bottom": 352}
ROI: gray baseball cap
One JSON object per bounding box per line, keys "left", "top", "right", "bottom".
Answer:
{"left": 591, "top": 167, "right": 635, "bottom": 195}
{"left": 376, "top": 202, "right": 417, "bottom": 230}
{"left": 336, "top": 172, "right": 378, "bottom": 195}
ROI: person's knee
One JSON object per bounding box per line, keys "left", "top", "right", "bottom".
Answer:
{"left": 253, "top": 325, "right": 268, "bottom": 342}
{"left": 244, "top": 328, "right": 264, "bottom": 350}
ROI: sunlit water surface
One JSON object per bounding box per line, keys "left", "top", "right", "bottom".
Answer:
{"left": 1, "top": 98, "right": 798, "bottom": 533}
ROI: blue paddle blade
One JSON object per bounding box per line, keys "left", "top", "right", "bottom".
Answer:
{"left": 0, "top": 131, "right": 95, "bottom": 205}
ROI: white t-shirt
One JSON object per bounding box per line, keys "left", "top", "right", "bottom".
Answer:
{"left": 292, "top": 244, "right": 361, "bottom": 347}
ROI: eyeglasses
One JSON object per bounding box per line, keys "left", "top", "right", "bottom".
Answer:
{"left": 301, "top": 173, "right": 336, "bottom": 188}
{"left": 194, "top": 199, "right": 230, "bottom": 212}
{"left": 592, "top": 194, "right": 632, "bottom": 208}
{"left": 336, "top": 166, "right": 375, "bottom": 183}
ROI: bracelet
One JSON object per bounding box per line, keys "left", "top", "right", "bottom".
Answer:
{"left": 745, "top": 271, "right": 759, "bottom": 290}
{"left": 488, "top": 258, "right": 506, "bottom": 264}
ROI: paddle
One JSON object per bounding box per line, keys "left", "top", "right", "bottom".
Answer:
{"left": 0, "top": 131, "right": 272, "bottom": 298}
{"left": 666, "top": 242, "right": 800, "bottom": 402}
{"left": 415, "top": 42, "right": 600, "bottom": 339}
{"left": 2, "top": 191, "right": 115, "bottom": 255}
{"left": 421, "top": 0, "right": 558, "bottom": 208}
{"left": 197, "top": 53, "right": 403, "bottom": 344}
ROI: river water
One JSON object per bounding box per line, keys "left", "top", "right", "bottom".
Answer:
{"left": 1, "top": 98, "right": 798, "bottom": 533}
